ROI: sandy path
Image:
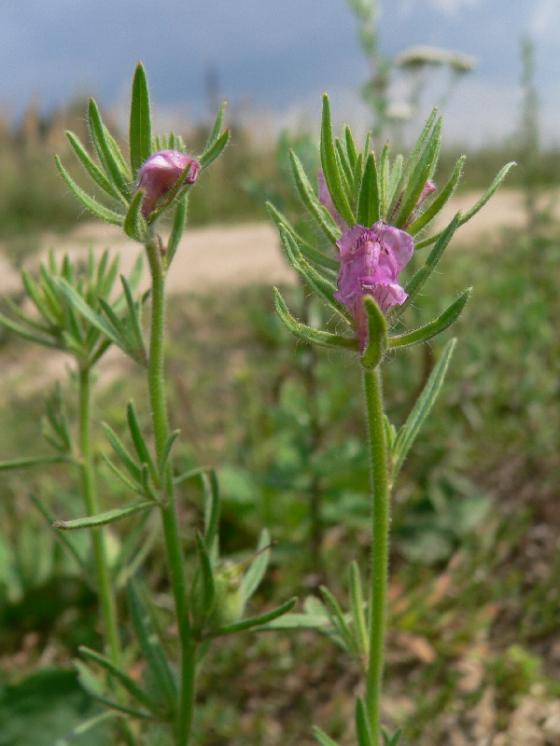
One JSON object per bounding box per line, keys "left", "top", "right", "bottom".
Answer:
{"left": 0, "top": 187, "right": 552, "bottom": 399}
{"left": 0, "top": 189, "right": 545, "bottom": 298}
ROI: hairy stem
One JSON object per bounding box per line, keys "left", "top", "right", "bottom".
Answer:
{"left": 78, "top": 366, "right": 121, "bottom": 665}
{"left": 145, "top": 238, "right": 196, "bottom": 745}
{"left": 363, "top": 366, "right": 391, "bottom": 745}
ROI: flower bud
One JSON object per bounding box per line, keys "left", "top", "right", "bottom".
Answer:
{"left": 137, "top": 150, "right": 200, "bottom": 217}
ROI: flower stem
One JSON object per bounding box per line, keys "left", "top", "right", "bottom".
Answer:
{"left": 78, "top": 366, "right": 121, "bottom": 666}
{"left": 145, "top": 237, "right": 196, "bottom": 746}
{"left": 363, "top": 366, "right": 391, "bottom": 745}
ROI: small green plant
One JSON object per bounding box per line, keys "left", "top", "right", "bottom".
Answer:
{"left": 268, "top": 95, "right": 514, "bottom": 744}
{"left": 0, "top": 65, "right": 295, "bottom": 745}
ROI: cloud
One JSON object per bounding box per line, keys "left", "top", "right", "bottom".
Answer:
{"left": 530, "top": 0, "right": 560, "bottom": 40}
{"left": 429, "top": 0, "right": 482, "bottom": 15}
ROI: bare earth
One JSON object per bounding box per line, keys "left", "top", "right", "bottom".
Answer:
{"left": 0, "top": 189, "right": 547, "bottom": 299}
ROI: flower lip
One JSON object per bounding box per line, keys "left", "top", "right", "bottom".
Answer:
{"left": 335, "top": 221, "right": 414, "bottom": 350}
{"left": 137, "top": 149, "right": 200, "bottom": 217}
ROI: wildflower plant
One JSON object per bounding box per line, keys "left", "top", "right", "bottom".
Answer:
{"left": 0, "top": 65, "right": 296, "bottom": 745}
{"left": 268, "top": 95, "right": 514, "bottom": 745}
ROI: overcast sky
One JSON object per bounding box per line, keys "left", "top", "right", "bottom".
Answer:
{"left": 2, "top": 0, "right": 559, "bottom": 145}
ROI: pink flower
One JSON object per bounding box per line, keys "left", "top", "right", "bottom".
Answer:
{"left": 335, "top": 222, "right": 414, "bottom": 350}
{"left": 138, "top": 150, "right": 200, "bottom": 217}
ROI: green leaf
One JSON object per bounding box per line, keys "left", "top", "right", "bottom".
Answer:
{"left": 392, "top": 338, "right": 456, "bottom": 477}
{"left": 173, "top": 465, "right": 211, "bottom": 486}
{"left": 0, "top": 311, "right": 58, "bottom": 349}
{"left": 103, "top": 422, "right": 143, "bottom": 483}
{"left": 349, "top": 562, "right": 368, "bottom": 660}
{"left": 274, "top": 287, "right": 358, "bottom": 352}
{"left": 278, "top": 227, "right": 351, "bottom": 324}
{"left": 289, "top": 151, "right": 340, "bottom": 245}
{"left": 204, "top": 101, "right": 227, "bottom": 151}
{"left": 123, "top": 189, "right": 148, "bottom": 241}
{"left": 126, "top": 582, "right": 178, "bottom": 712}
{"left": 458, "top": 160, "right": 516, "bottom": 226}
{"left": 416, "top": 161, "right": 517, "bottom": 249}
{"left": 266, "top": 202, "right": 339, "bottom": 272}
{"left": 312, "top": 726, "right": 340, "bottom": 746}
{"left": 344, "top": 125, "right": 358, "bottom": 168}
{"left": 209, "top": 597, "right": 297, "bottom": 637}
{"left": 240, "top": 529, "right": 271, "bottom": 605}
{"left": 65, "top": 130, "right": 126, "bottom": 203}
{"left": 87, "top": 98, "right": 130, "bottom": 198}
{"left": 126, "top": 402, "right": 157, "bottom": 480}
{"left": 202, "top": 469, "right": 220, "bottom": 559}
{"left": 382, "top": 728, "right": 403, "bottom": 745}
{"left": 54, "top": 501, "right": 153, "bottom": 530}
{"left": 167, "top": 194, "right": 188, "bottom": 266}
{"left": 158, "top": 429, "right": 180, "bottom": 476}
{"left": 357, "top": 152, "right": 380, "bottom": 225}
{"left": 394, "top": 116, "right": 442, "bottom": 227}
{"left": 199, "top": 129, "right": 230, "bottom": 169}
{"left": 195, "top": 533, "right": 216, "bottom": 617}
{"left": 361, "top": 295, "right": 387, "bottom": 369}
{"left": 75, "top": 661, "right": 153, "bottom": 721}
{"left": 356, "top": 698, "right": 374, "bottom": 746}
{"left": 79, "top": 646, "right": 159, "bottom": 714}
{"left": 0, "top": 455, "right": 69, "bottom": 471}
{"left": 378, "top": 144, "right": 390, "bottom": 217}
{"left": 120, "top": 274, "right": 146, "bottom": 359}
{"left": 54, "top": 156, "right": 123, "bottom": 225}
{"left": 320, "top": 94, "right": 355, "bottom": 225}
{"left": 389, "top": 289, "right": 470, "bottom": 350}
{"left": 394, "top": 214, "right": 460, "bottom": 319}
{"left": 400, "top": 108, "right": 438, "bottom": 187}
{"left": 319, "top": 586, "right": 356, "bottom": 654}
{"left": 129, "top": 63, "right": 152, "bottom": 175}
{"left": 408, "top": 155, "right": 465, "bottom": 235}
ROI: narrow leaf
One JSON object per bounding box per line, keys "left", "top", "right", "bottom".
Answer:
{"left": 319, "top": 586, "right": 356, "bottom": 654}
{"left": 356, "top": 698, "right": 374, "bottom": 746}
{"left": 88, "top": 99, "right": 130, "bottom": 198}
{"left": 209, "top": 597, "right": 296, "bottom": 637}
{"left": 0, "top": 455, "right": 69, "bottom": 471}
{"left": 312, "top": 726, "right": 340, "bottom": 746}
{"left": 240, "top": 528, "right": 271, "bottom": 605}
{"left": 394, "top": 214, "right": 460, "bottom": 319}
{"left": 320, "top": 94, "right": 355, "bottom": 225}
{"left": 349, "top": 562, "right": 368, "bottom": 660}
{"left": 408, "top": 155, "right": 465, "bottom": 235}
{"left": 129, "top": 63, "right": 152, "bottom": 174}
{"left": 389, "top": 289, "right": 471, "bottom": 350}
{"left": 274, "top": 287, "right": 358, "bottom": 352}
{"left": 127, "top": 402, "right": 157, "bottom": 479}
{"left": 199, "top": 129, "right": 230, "bottom": 169}
{"left": 458, "top": 161, "right": 516, "bottom": 226}
{"left": 79, "top": 646, "right": 159, "bottom": 713}
{"left": 195, "top": 533, "right": 216, "bottom": 617}
{"left": 204, "top": 101, "right": 227, "bottom": 151}
{"left": 289, "top": 151, "right": 340, "bottom": 245}
{"left": 361, "top": 296, "right": 387, "bottom": 369}
{"left": 167, "top": 194, "right": 188, "bottom": 266}
{"left": 357, "top": 152, "right": 380, "bottom": 225}
{"left": 54, "top": 501, "right": 153, "bottom": 530}
{"left": 127, "top": 582, "right": 178, "bottom": 711}
{"left": 66, "top": 130, "right": 126, "bottom": 203}
{"left": 55, "top": 156, "right": 123, "bottom": 225}
{"left": 124, "top": 189, "right": 148, "bottom": 241}
{"left": 392, "top": 338, "right": 456, "bottom": 476}
{"left": 266, "top": 202, "right": 338, "bottom": 272}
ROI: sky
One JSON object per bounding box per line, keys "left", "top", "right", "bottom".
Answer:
{"left": 2, "top": 0, "right": 560, "bottom": 146}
